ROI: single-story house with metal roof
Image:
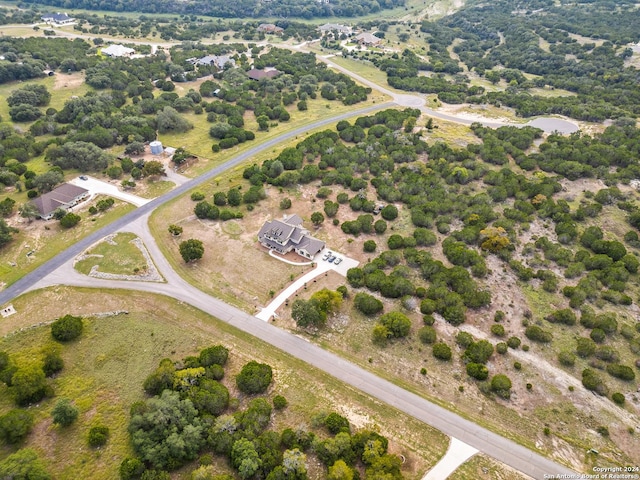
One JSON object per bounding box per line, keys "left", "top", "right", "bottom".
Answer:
{"left": 31, "top": 183, "right": 90, "bottom": 220}
{"left": 318, "top": 23, "right": 352, "bottom": 35}
{"left": 355, "top": 32, "right": 382, "bottom": 46}
{"left": 258, "top": 214, "right": 325, "bottom": 260}
{"left": 247, "top": 68, "right": 281, "bottom": 81}
{"left": 257, "top": 23, "right": 284, "bottom": 34}
{"left": 41, "top": 13, "right": 74, "bottom": 25}
{"left": 102, "top": 44, "right": 135, "bottom": 57}
{"left": 193, "top": 55, "right": 235, "bottom": 69}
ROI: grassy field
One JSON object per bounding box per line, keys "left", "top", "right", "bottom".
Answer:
{"left": 0, "top": 199, "right": 135, "bottom": 289}
{"left": 0, "top": 287, "right": 449, "bottom": 479}
{"left": 74, "top": 232, "right": 149, "bottom": 276}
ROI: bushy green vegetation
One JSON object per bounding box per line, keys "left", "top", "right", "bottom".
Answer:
{"left": 21, "top": 0, "right": 404, "bottom": 19}
{"left": 128, "top": 345, "right": 404, "bottom": 478}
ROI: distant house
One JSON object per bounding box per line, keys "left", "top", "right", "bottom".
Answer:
{"left": 101, "top": 44, "right": 135, "bottom": 57}
{"left": 192, "top": 55, "right": 235, "bottom": 70}
{"left": 258, "top": 214, "right": 326, "bottom": 260}
{"left": 247, "top": 68, "right": 281, "bottom": 80}
{"left": 31, "top": 183, "right": 90, "bottom": 220}
{"left": 41, "top": 12, "right": 74, "bottom": 25}
{"left": 257, "top": 23, "right": 284, "bottom": 34}
{"left": 318, "top": 23, "right": 352, "bottom": 35}
{"left": 355, "top": 32, "right": 382, "bottom": 46}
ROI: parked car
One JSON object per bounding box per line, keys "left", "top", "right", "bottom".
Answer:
{"left": 334, "top": 257, "right": 342, "bottom": 265}
{"left": 79, "top": 175, "right": 88, "bottom": 180}
{"left": 327, "top": 256, "right": 336, "bottom": 263}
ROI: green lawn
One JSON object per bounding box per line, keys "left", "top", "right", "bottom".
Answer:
{"left": 0, "top": 287, "right": 448, "bottom": 480}
{"left": 74, "top": 232, "right": 150, "bottom": 276}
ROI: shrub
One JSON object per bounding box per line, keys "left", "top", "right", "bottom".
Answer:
{"left": 324, "top": 412, "right": 350, "bottom": 434}
{"left": 606, "top": 364, "right": 636, "bottom": 381}
{"left": 466, "top": 363, "right": 489, "bottom": 380}
{"left": 612, "top": 392, "right": 625, "bottom": 405}
{"left": 378, "top": 311, "right": 411, "bottom": 338}
{"left": 456, "top": 331, "right": 474, "bottom": 348}
{"left": 432, "top": 342, "right": 452, "bottom": 361}
{"left": 576, "top": 337, "right": 596, "bottom": 358}
{"left": 273, "top": 395, "right": 287, "bottom": 410}
{"left": 558, "top": 351, "right": 576, "bottom": 367}
{"left": 279, "top": 198, "right": 292, "bottom": 210}
{"left": 463, "top": 340, "right": 494, "bottom": 364}
{"left": 363, "top": 240, "right": 377, "bottom": 253}
{"left": 59, "top": 212, "right": 81, "bottom": 228}
{"left": 506, "top": 336, "right": 521, "bottom": 349}
{"left": 380, "top": 205, "right": 398, "bottom": 221}
{"left": 490, "top": 324, "right": 505, "bottom": 337}
{"left": 88, "top": 425, "right": 109, "bottom": 447}
{"left": 582, "top": 368, "right": 608, "bottom": 396}
{"left": 120, "top": 458, "right": 145, "bottom": 480}
{"left": 590, "top": 328, "right": 606, "bottom": 344}
{"left": 422, "top": 314, "right": 435, "bottom": 326}
{"left": 42, "top": 345, "right": 64, "bottom": 377}
{"left": 595, "top": 346, "right": 619, "bottom": 363}
{"left": 418, "top": 326, "right": 436, "bottom": 344}
{"left": 354, "top": 292, "right": 383, "bottom": 316}
{"left": 490, "top": 374, "right": 512, "bottom": 399}
{"left": 420, "top": 299, "right": 436, "bottom": 315}
{"left": 545, "top": 308, "right": 576, "bottom": 326}
{"left": 51, "top": 314, "right": 83, "bottom": 342}
{"left": 0, "top": 409, "right": 34, "bottom": 444}
{"left": 52, "top": 398, "right": 79, "bottom": 426}
{"left": 525, "top": 325, "right": 552, "bottom": 343}
{"left": 236, "top": 361, "right": 273, "bottom": 394}
{"left": 496, "top": 342, "right": 508, "bottom": 354}
{"left": 199, "top": 345, "right": 229, "bottom": 367}
{"left": 191, "top": 192, "right": 205, "bottom": 201}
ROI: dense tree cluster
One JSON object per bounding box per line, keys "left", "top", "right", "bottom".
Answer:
{"left": 20, "top": 0, "right": 404, "bottom": 19}
{"left": 129, "top": 345, "right": 402, "bottom": 478}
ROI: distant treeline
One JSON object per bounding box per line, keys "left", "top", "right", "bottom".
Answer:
{"left": 15, "top": 0, "right": 404, "bottom": 18}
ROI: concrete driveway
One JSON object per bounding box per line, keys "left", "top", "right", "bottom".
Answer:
{"left": 70, "top": 176, "right": 151, "bottom": 207}
{"left": 256, "top": 248, "right": 358, "bottom": 321}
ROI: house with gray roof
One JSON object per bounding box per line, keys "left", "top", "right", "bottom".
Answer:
{"left": 31, "top": 183, "right": 89, "bottom": 220}
{"left": 193, "top": 55, "right": 235, "bottom": 70}
{"left": 355, "top": 32, "right": 382, "bottom": 46}
{"left": 258, "top": 214, "right": 325, "bottom": 260}
{"left": 41, "top": 12, "right": 74, "bottom": 25}
{"left": 257, "top": 23, "right": 284, "bottom": 34}
{"left": 318, "top": 23, "right": 352, "bottom": 35}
